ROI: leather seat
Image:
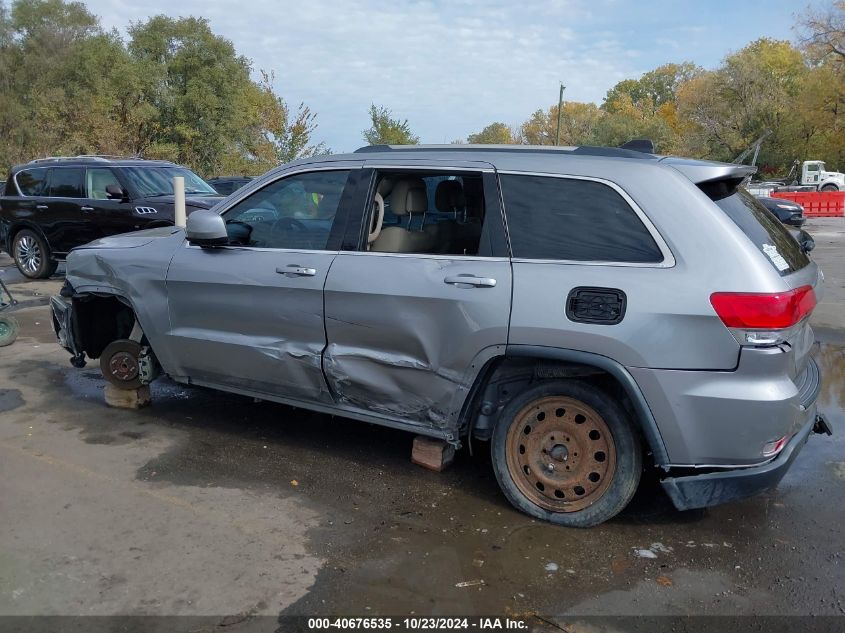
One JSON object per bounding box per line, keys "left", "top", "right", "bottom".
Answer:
{"left": 372, "top": 177, "right": 436, "bottom": 253}
{"left": 433, "top": 180, "right": 466, "bottom": 251}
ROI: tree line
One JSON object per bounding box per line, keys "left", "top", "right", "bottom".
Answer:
{"left": 370, "top": 2, "right": 845, "bottom": 178}
{"left": 2, "top": 0, "right": 844, "bottom": 180}
{"left": 0, "top": 0, "right": 324, "bottom": 178}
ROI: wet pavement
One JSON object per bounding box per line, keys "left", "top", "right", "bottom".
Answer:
{"left": 0, "top": 221, "right": 844, "bottom": 627}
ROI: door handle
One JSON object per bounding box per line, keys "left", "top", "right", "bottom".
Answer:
{"left": 276, "top": 265, "right": 317, "bottom": 277}
{"left": 444, "top": 274, "right": 497, "bottom": 288}
{"left": 35, "top": 204, "right": 48, "bottom": 210}
{"left": 80, "top": 206, "right": 95, "bottom": 212}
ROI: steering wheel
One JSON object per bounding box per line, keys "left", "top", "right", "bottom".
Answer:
{"left": 272, "top": 217, "right": 307, "bottom": 232}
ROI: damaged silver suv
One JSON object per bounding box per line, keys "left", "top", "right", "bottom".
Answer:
{"left": 51, "top": 144, "right": 832, "bottom": 527}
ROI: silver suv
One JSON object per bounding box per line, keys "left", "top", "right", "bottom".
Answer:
{"left": 50, "top": 145, "right": 832, "bottom": 527}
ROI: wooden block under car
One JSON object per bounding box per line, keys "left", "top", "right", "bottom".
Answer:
{"left": 104, "top": 383, "right": 151, "bottom": 409}
{"left": 411, "top": 435, "right": 455, "bottom": 472}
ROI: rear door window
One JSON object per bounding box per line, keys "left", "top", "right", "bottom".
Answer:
{"left": 15, "top": 168, "right": 49, "bottom": 196}
{"left": 47, "top": 168, "right": 84, "bottom": 198}
{"left": 500, "top": 174, "right": 663, "bottom": 263}
{"left": 714, "top": 189, "right": 808, "bottom": 276}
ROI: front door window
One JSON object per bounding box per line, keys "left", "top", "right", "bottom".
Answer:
{"left": 222, "top": 170, "right": 351, "bottom": 250}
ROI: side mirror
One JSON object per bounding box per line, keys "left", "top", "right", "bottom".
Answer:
{"left": 185, "top": 209, "right": 228, "bottom": 247}
{"left": 106, "top": 184, "right": 128, "bottom": 200}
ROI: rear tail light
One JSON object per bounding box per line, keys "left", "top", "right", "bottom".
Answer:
{"left": 710, "top": 285, "right": 816, "bottom": 346}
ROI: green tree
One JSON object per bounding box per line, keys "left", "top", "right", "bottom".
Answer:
{"left": 0, "top": 0, "right": 134, "bottom": 166}
{"left": 467, "top": 122, "right": 518, "bottom": 144}
{"left": 363, "top": 104, "right": 419, "bottom": 145}
{"left": 0, "top": 0, "right": 326, "bottom": 178}
{"left": 127, "top": 15, "right": 257, "bottom": 174}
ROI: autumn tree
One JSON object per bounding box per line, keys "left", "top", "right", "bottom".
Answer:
{"left": 467, "top": 122, "right": 518, "bottom": 144}
{"left": 797, "top": 1, "right": 845, "bottom": 169}
{"left": 519, "top": 102, "right": 601, "bottom": 146}
{"left": 363, "top": 104, "right": 419, "bottom": 145}
{"left": 675, "top": 39, "right": 813, "bottom": 170}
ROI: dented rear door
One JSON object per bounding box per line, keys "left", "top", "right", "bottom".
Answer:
{"left": 322, "top": 162, "right": 511, "bottom": 435}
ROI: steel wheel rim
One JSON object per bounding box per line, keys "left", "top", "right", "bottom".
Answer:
{"left": 0, "top": 320, "right": 10, "bottom": 338}
{"left": 15, "top": 235, "right": 41, "bottom": 275}
{"left": 505, "top": 396, "right": 616, "bottom": 512}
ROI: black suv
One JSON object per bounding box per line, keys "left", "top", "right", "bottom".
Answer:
{"left": 206, "top": 176, "right": 253, "bottom": 196}
{"left": 0, "top": 156, "right": 222, "bottom": 278}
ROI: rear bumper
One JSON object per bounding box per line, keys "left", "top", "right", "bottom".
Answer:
{"left": 629, "top": 345, "right": 821, "bottom": 465}
{"left": 661, "top": 412, "right": 831, "bottom": 510}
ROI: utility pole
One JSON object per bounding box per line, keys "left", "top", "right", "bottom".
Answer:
{"left": 555, "top": 83, "right": 565, "bottom": 146}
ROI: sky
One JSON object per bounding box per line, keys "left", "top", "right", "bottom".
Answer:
{"left": 82, "top": 0, "right": 808, "bottom": 152}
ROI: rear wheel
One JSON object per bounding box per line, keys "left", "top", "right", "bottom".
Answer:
{"left": 0, "top": 315, "right": 19, "bottom": 347}
{"left": 12, "top": 229, "right": 57, "bottom": 279}
{"left": 492, "top": 380, "right": 642, "bottom": 527}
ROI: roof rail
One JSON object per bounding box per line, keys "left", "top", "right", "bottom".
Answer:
{"left": 353, "top": 144, "right": 656, "bottom": 160}
{"left": 354, "top": 144, "right": 577, "bottom": 153}
{"left": 27, "top": 154, "right": 141, "bottom": 164}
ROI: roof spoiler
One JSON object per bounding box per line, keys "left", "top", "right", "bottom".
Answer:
{"left": 659, "top": 157, "right": 758, "bottom": 200}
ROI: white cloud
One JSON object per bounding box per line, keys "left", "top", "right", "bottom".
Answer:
{"left": 82, "top": 0, "right": 797, "bottom": 153}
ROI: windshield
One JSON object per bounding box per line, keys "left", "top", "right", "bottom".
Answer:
{"left": 116, "top": 166, "right": 217, "bottom": 197}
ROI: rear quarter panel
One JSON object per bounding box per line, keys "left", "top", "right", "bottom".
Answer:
{"left": 504, "top": 160, "right": 789, "bottom": 371}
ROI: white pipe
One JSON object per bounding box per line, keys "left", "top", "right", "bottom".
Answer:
{"left": 173, "top": 176, "right": 186, "bottom": 228}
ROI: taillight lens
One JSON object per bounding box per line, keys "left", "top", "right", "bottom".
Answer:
{"left": 710, "top": 286, "right": 816, "bottom": 330}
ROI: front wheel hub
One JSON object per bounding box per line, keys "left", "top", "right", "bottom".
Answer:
{"left": 100, "top": 339, "right": 144, "bottom": 390}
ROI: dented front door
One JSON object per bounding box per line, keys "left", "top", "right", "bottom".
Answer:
{"left": 163, "top": 165, "right": 360, "bottom": 403}
{"left": 165, "top": 245, "right": 336, "bottom": 402}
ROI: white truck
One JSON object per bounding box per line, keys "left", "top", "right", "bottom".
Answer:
{"left": 794, "top": 160, "right": 844, "bottom": 191}
{"left": 746, "top": 159, "right": 845, "bottom": 196}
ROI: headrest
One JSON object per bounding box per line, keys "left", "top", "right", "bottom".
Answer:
{"left": 435, "top": 179, "right": 466, "bottom": 211}
{"left": 390, "top": 178, "right": 427, "bottom": 215}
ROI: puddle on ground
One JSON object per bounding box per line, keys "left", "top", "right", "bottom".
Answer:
{"left": 9, "top": 324, "right": 845, "bottom": 617}
{"left": 0, "top": 388, "right": 24, "bottom": 412}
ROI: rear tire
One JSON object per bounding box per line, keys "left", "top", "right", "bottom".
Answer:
{"left": 12, "top": 229, "right": 57, "bottom": 279}
{"left": 491, "top": 379, "right": 642, "bottom": 527}
{"left": 0, "top": 315, "right": 19, "bottom": 347}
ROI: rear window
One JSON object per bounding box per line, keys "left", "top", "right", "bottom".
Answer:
{"left": 48, "top": 167, "right": 84, "bottom": 198}
{"left": 16, "top": 168, "right": 49, "bottom": 196}
{"left": 500, "top": 174, "right": 663, "bottom": 263}
{"left": 714, "top": 189, "right": 809, "bottom": 276}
